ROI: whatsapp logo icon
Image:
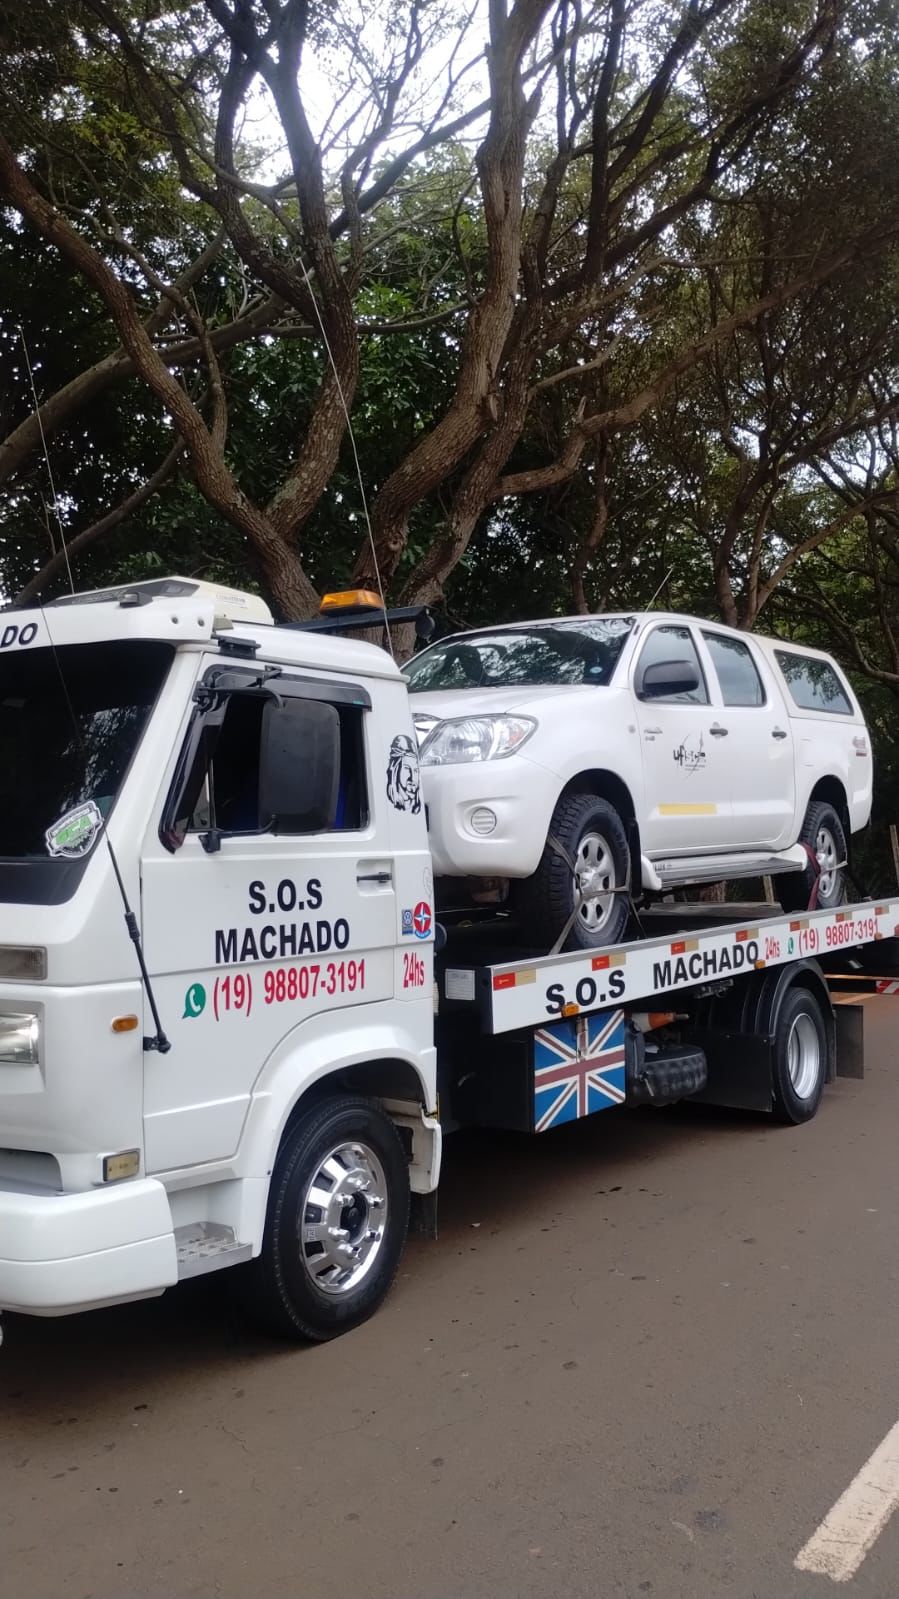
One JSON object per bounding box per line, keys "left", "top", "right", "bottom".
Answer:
{"left": 183, "top": 982, "right": 207, "bottom": 1019}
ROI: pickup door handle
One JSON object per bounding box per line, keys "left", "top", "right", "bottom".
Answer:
{"left": 709, "top": 723, "right": 728, "bottom": 737}
{"left": 356, "top": 871, "right": 392, "bottom": 885}
{"left": 772, "top": 727, "right": 789, "bottom": 740}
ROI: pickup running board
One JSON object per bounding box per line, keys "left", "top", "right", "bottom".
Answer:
{"left": 643, "top": 844, "right": 808, "bottom": 891}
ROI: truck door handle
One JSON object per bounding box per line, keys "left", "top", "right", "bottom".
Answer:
{"left": 772, "top": 727, "right": 788, "bottom": 740}
{"left": 709, "top": 723, "right": 728, "bottom": 737}
{"left": 356, "top": 870, "right": 392, "bottom": 885}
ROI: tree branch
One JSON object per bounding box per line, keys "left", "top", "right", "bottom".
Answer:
{"left": 15, "top": 439, "right": 185, "bottom": 605}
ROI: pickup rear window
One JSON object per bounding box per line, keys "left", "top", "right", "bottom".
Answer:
{"left": 774, "top": 650, "right": 852, "bottom": 715}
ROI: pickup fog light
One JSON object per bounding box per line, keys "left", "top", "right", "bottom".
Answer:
{"left": 419, "top": 715, "right": 536, "bottom": 765}
{"left": 469, "top": 806, "right": 498, "bottom": 836}
{"left": 0, "top": 1011, "right": 40, "bottom": 1066}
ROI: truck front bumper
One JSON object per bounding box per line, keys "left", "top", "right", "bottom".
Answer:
{"left": 0, "top": 1178, "right": 177, "bottom": 1316}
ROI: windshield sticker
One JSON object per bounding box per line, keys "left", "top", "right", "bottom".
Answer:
{"left": 386, "top": 734, "right": 422, "bottom": 815}
{"left": 45, "top": 800, "right": 103, "bottom": 860}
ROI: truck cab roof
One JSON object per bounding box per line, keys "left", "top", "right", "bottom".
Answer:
{"left": 2, "top": 577, "right": 406, "bottom": 683}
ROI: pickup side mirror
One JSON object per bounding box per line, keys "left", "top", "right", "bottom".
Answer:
{"left": 259, "top": 697, "right": 340, "bottom": 833}
{"left": 639, "top": 658, "right": 701, "bottom": 700}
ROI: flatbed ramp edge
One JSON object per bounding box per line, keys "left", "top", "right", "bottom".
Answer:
{"left": 439, "top": 897, "right": 899, "bottom": 1033}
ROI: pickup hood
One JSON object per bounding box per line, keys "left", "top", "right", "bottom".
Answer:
{"left": 410, "top": 683, "right": 605, "bottom": 737}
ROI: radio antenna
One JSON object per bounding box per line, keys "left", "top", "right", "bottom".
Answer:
{"left": 17, "top": 325, "right": 76, "bottom": 596}
{"left": 647, "top": 565, "right": 675, "bottom": 610}
{"left": 291, "top": 262, "right": 395, "bottom": 658}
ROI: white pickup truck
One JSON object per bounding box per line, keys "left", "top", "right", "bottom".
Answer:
{"left": 406, "top": 612, "right": 873, "bottom": 948}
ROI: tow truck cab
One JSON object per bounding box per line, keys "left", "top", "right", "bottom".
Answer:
{"left": 0, "top": 578, "right": 439, "bottom": 1329}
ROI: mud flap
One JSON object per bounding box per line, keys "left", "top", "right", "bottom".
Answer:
{"left": 409, "top": 1189, "right": 438, "bottom": 1239}
{"left": 833, "top": 1000, "right": 864, "bottom": 1079}
{"left": 682, "top": 1026, "right": 775, "bottom": 1113}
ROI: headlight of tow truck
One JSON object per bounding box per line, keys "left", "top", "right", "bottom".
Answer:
{"left": 0, "top": 1012, "right": 40, "bottom": 1065}
{"left": 419, "top": 715, "right": 536, "bottom": 765}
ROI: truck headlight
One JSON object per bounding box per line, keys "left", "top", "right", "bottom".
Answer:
{"left": 0, "top": 1012, "right": 40, "bottom": 1066}
{"left": 419, "top": 715, "right": 536, "bottom": 765}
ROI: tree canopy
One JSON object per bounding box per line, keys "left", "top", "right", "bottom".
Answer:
{"left": 2, "top": 0, "right": 897, "bottom": 662}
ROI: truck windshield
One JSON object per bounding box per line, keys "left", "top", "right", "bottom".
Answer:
{"left": 0, "top": 640, "right": 172, "bottom": 865}
{"left": 405, "top": 618, "right": 634, "bottom": 691}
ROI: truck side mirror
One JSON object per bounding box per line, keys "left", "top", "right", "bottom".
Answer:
{"left": 638, "top": 658, "right": 700, "bottom": 699}
{"left": 259, "top": 697, "right": 340, "bottom": 833}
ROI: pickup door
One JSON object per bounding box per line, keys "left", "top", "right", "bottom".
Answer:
{"left": 697, "top": 629, "right": 795, "bottom": 850}
{"left": 632, "top": 621, "right": 732, "bottom": 853}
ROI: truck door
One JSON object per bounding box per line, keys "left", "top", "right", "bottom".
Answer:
{"left": 139, "top": 662, "right": 397, "bottom": 1173}
{"left": 633, "top": 622, "right": 732, "bottom": 854}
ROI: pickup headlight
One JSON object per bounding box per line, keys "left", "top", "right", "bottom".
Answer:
{"left": 0, "top": 1011, "right": 40, "bottom": 1066}
{"left": 419, "top": 715, "right": 536, "bottom": 765}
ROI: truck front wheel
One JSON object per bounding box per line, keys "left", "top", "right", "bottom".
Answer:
{"left": 244, "top": 1095, "right": 410, "bottom": 1341}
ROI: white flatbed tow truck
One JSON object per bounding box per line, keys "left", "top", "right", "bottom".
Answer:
{"left": 0, "top": 577, "right": 892, "bottom": 1343}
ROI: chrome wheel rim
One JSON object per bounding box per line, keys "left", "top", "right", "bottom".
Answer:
{"left": 787, "top": 1012, "right": 820, "bottom": 1100}
{"left": 574, "top": 830, "right": 616, "bottom": 932}
{"left": 815, "top": 825, "right": 839, "bottom": 899}
{"left": 299, "top": 1141, "right": 388, "bottom": 1296}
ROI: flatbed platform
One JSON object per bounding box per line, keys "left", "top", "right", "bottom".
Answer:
{"left": 437, "top": 896, "right": 899, "bottom": 1034}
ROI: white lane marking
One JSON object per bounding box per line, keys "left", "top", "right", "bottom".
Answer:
{"left": 794, "top": 1418, "right": 899, "bottom": 1583}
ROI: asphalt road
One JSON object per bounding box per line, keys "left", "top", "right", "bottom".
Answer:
{"left": 2, "top": 994, "right": 898, "bottom": 1599}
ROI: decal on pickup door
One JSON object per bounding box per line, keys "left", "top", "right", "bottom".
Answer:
{"left": 673, "top": 733, "right": 706, "bottom": 773}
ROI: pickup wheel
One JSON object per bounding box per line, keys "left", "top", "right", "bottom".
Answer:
{"left": 522, "top": 793, "right": 631, "bottom": 951}
{"left": 779, "top": 801, "right": 847, "bottom": 913}
{"left": 771, "top": 986, "right": 828, "bottom": 1124}
{"left": 241, "top": 1095, "right": 410, "bottom": 1341}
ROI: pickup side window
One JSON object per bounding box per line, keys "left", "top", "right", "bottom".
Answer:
{"left": 635, "top": 625, "right": 708, "bottom": 705}
{"left": 162, "top": 679, "right": 369, "bottom": 850}
{"left": 774, "top": 651, "right": 852, "bottom": 716}
{"left": 702, "top": 632, "right": 765, "bottom": 707}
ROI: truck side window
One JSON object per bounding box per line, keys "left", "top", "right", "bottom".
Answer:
{"left": 635, "top": 625, "right": 708, "bottom": 705}
{"left": 702, "top": 632, "right": 765, "bottom": 707}
{"left": 164, "top": 690, "right": 368, "bottom": 848}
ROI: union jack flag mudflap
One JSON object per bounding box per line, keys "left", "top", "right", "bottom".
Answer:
{"left": 533, "top": 1009, "right": 627, "bottom": 1133}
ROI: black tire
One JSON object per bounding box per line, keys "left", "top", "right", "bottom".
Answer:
{"left": 239, "top": 1095, "right": 410, "bottom": 1341}
{"left": 520, "top": 792, "right": 631, "bottom": 951}
{"left": 771, "top": 985, "right": 828, "bottom": 1125}
{"left": 779, "top": 800, "right": 848, "bottom": 913}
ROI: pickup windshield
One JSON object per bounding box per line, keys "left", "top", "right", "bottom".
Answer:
{"left": 0, "top": 640, "right": 171, "bottom": 874}
{"left": 405, "top": 618, "right": 634, "bottom": 691}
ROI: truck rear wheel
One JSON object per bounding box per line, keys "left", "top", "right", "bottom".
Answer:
{"left": 771, "top": 986, "right": 828, "bottom": 1124}
{"left": 243, "top": 1095, "right": 410, "bottom": 1341}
